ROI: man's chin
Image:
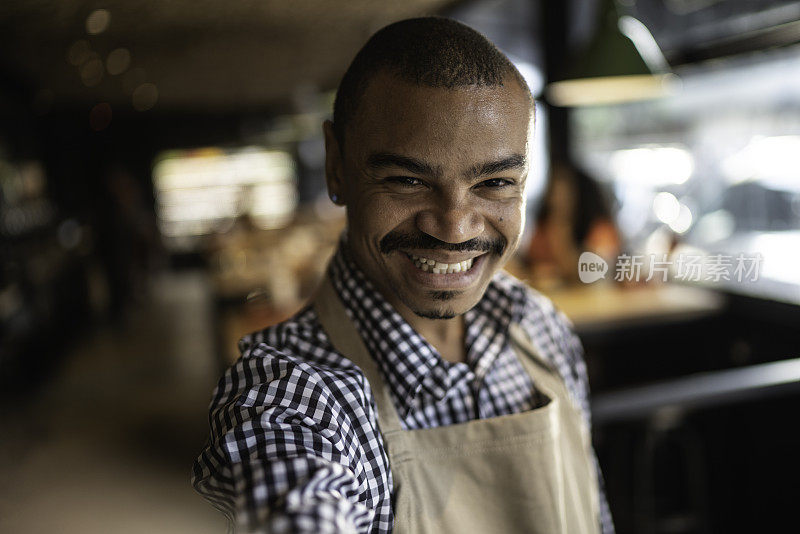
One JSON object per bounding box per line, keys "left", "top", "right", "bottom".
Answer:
{"left": 412, "top": 307, "right": 458, "bottom": 320}
{"left": 391, "top": 275, "right": 485, "bottom": 320}
{"left": 430, "top": 290, "right": 461, "bottom": 301}
{"left": 405, "top": 295, "right": 473, "bottom": 320}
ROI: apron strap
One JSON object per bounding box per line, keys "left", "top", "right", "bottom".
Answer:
{"left": 312, "top": 274, "right": 405, "bottom": 436}
{"left": 508, "top": 322, "right": 581, "bottom": 412}
{"left": 508, "top": 323, "right": 560, "bottom": 376}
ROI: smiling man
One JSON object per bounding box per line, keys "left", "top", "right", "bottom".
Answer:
{"left": 194, "top": 17, "right": 613, "bottom": 534}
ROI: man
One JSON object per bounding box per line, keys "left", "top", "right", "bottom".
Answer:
{"left": 193, "top": 17, "right": 613, "bottom": 534}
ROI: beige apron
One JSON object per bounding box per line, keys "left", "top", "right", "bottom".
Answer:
{"left": 313, "top": 276, "right": 601, "bottom": 534}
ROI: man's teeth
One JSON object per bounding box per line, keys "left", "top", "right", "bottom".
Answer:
{"left": 409, "top": 254, "right": 474, "bottom": 274}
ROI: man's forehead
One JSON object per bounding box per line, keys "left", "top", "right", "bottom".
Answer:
{"left": 345, "top": 72, "right": 532, "bottom": 158}
{"left": 358, "top": 71, "right": 529, "bottom": 116}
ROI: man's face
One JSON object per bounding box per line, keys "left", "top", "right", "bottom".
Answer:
{"left": 326, "top": 71, "right": 533, "bottom": 320}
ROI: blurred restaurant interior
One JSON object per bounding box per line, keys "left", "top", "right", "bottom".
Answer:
{"left": 2, "top": 0, "right": 800, "bottom": 532}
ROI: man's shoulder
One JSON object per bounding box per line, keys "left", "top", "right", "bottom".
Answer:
{"left": 206, "top": 306, "right": 379, "bottom": 467}
{"left": 235, "top": 305, "right": 364, "bottom": 383}
{"left": 212, "top": 306, "right": 372, "bottom": 422}
{"left": 237, "top": 305, "right": 319, "bottom": 354}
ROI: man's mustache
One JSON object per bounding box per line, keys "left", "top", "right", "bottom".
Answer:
{"left": 379, "top": 231, "right": 506, "bottom": 256}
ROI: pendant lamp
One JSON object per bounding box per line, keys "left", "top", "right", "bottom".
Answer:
{"left": 546, "top": 0, "right": 680, "bottom": 107}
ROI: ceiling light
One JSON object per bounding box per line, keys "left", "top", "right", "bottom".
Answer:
{"left": 546, "top": 0, "right": 679, "bottom": 107}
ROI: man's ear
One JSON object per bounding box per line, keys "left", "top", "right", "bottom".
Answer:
{"left": 323, "top": 120, "right": 346, "bottom": 206}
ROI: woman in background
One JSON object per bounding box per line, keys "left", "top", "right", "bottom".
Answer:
{"left": 527, "top": 163, "right": 621, "bottom": 287}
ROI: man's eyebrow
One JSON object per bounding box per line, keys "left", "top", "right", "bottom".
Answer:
{"left": 366, "top": 152, "right": 439, "bottom": 177}
{"left": 468, "top": 154, "right": 527, "bottom": 179}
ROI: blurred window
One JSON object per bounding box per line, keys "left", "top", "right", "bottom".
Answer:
{"left": 572, "top": 44, "right": 800, "bottom": 303}
{"left": 152, "top": 147, "right": 297, "bottom": 251}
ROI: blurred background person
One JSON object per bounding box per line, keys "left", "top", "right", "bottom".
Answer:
{"left": 527, "top": 162, "right": 621, "bottom": 287}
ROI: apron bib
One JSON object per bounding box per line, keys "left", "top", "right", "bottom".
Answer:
{"left": 313, "top": 275, "right": 600, "bottom": 533}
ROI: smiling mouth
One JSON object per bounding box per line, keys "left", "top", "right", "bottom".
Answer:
{"left": 407, "top": 253, "right": 477, "bottom": 274}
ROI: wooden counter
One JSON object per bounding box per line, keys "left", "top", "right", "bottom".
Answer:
{"left": 540, "top": 282, "right": 725, "bottom": 334}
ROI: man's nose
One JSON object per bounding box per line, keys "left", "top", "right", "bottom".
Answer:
{"left": 415, "top": 190, "right": 485, "bottom": 244}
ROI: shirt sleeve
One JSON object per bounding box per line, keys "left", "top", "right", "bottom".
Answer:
{"left": 191, "top": 345, "right": 375, "bottom": 533}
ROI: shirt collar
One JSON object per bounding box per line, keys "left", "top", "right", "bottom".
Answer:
{"left": 328, "top": 242, "right": 523, "bottom": 418}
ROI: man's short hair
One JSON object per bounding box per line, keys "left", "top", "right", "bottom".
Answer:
{"left": 333, "top": 17, "right": 532, "bottom": 146}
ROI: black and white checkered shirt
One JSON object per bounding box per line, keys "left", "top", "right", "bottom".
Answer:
{"left": 193, "top": 246, "right": 614, "bottom": 533}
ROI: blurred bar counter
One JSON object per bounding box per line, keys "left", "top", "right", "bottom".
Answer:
{"left": 533, "top": 277, "right": 799, "bottom": 393}
{"left": 533, "top": 279, "right": 800, "bottom": 534}
{"left": 542, "top": 282, "right": 724, "bottom": 336}
{"left": 209, "top": 211, "right": 346, "bottom": 364}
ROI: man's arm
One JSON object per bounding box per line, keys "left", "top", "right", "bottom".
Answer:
{"left": 192, "top": 347, "right": 377, "bottom": 533}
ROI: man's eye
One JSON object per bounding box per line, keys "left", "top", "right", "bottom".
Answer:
{"left": 387, "top": 176, "right": 423, "bottom": 186}
{"left": 481, "top": 178, "right": 513, "bottom": 188}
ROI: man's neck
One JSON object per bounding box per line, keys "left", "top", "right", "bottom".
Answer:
{"left": 390, "top": 306, "right": 464, "bottom": 364}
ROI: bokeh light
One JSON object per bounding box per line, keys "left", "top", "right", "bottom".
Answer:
{"left": 653, "top": 191, "right": 680, "bottom": 224}
{"left": 670, "top": 203, "right": 693, "bottom": 234}
{"left": 106, "top": 48, "right": 131, "bottom": 76}
{"left": 67, "top": 40, "right": 91, "bottom": 66}
{"left": 80, "top": 57, "right": 105, "bottom": 87}
{"left": 611, "top": 146, "right": 694, "bottom": 186}
{"left": 85, "top": 9, "right": 111, "bottom": 35}
{"left": 132, "top": 83, "right": 158, "bottom": 111}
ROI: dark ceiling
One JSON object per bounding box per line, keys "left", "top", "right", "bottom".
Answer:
{"left": 0, "top": 0, "right": 455, "bottom": 113}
